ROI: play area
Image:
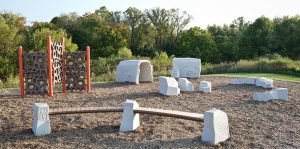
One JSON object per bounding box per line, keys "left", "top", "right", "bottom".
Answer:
{"left": 0, "top": 73, "right": 299, "bottom": 148}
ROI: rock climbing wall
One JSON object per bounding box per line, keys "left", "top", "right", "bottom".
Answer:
{"left": 64, "top": 51, "right": 87, "bottom": 91}
{"left": 23, "top": 52, "right": 48, "bottom": 95}
{"left": 51, "top": 42, "right": 63, "bottom": 85}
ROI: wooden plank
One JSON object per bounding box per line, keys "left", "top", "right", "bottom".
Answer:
{"left": 134, "top": 107, "right": 204, "bottom": 122}
{"left": 49, "top": 106, "right": 123, "bottom": 115}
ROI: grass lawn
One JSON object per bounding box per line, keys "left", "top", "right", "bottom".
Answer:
{"left": 205, "top": 73, "right": 300, "bottom": 83}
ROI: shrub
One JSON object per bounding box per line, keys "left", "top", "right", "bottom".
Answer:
{"left": 117, "top": 47, "right": 132, "bottom": 60}
{"left": 202, "top": 55, "right": 300, "bottom": 75}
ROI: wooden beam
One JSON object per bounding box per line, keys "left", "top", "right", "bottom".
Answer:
{"left": 49, "top": 106, "right": 123, "bottom": 115}
{"left": 134, "top": 107, "right": 204, "bottom": 122}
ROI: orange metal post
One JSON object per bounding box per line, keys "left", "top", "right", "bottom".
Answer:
{"left": 47, "top": 35, "right": 53, "bottom": 96}
{"left": 86, "top": 46, "right": 91, "bottom": 92}
{"left": 18, "top": 46, "right": 25, "bottom": 98}
{"left": 61, "top": 37, "right": 67, "bottom": 93}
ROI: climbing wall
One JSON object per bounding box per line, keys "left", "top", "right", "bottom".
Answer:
{"left": 64, "top": 51, "right": 87, "bottom": 91}
{"left": 23, "top": 52, "right": 48, "bottom": 95}
{"left": 51, "top": 42, "right": 63, "bottom": 85}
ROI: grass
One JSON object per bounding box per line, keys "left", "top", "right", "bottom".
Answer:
{"left": 206, "top": 73, "right": 300, "bottom": 83}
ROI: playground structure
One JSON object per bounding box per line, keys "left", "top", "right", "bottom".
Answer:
{"left": 116, "top": 60, "right": 153, "bottom": 84}
{"left": 32, "top": 100, "right": 230, "bottom": 144}
{"left": 18, "top": 35, "right": 90, "bottom": 97}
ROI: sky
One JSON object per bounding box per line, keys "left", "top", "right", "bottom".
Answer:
{"left": 1, "top": 0, "right": 300, "bottom": 28}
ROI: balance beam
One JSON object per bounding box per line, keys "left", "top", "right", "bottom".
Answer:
{"left": 49, "top": 106, "right": 123, "bottom": 115}
{"left": 32, "top": 100, "right": 229, "bottom": 145}
{"left": 134, "top": 107, "right": 204, "bottom": 121}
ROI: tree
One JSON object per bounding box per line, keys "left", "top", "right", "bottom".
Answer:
{"left": 239, "top": 16, "right": 273, "bottom": 59}
{"left": 29, "top": 28, "right": 78, "bottom": 51}
{"left": 0, "top": 13, "right": 26, "bottom": 81}
{"left": 176, "top": 27, "right": 217, "bottom": 63}
{"left": 145, "top": 8, "right": 170, "bottom": 50}
{"left": 273, "top": 16, "right": 300, "bottom": 59}
{"left": 123, "top": 7, "right": 143, "bottom": 51}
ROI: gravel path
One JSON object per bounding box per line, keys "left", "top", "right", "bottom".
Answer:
{"left": 0, "top": 76, "right": 299, "bottom": 148}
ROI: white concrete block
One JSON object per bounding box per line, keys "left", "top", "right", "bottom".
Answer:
{"left": 116, "top": 60, "right": 153, "bottom": 84}
{"left": 159, "top": 76, "right": 180, "bottom": 96}
{"left": 171, "top": 58, "right": 201, "bottom": 78}
{"left": 120, "top": 100, "right": 140, "bottom": 132}
{"left": 200, "top": 81, "right": 212, "bottom": 93}
{"left": 230, "top": 77, "right": 256, "bottom": 85}
{"left": 255, "top": 77, "right": 273, "bottom": 88}
{"left": 202, "top": 108, "right": 230, "bottom": 144}
{"left": 32, "top": 103, "right": 51, "bottom": 136}
{"left": 178, "top": 78, "right": 194, "bottom": 92}
{"left": 230, "top": 77, "right": 274, "bottom": 88}
{"left": 253, "top": 88, "right": 288, "bottom": 102}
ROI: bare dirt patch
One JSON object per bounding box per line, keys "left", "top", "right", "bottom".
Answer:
{"left": 0, "top": 76, "right": 299, "bottom": 148}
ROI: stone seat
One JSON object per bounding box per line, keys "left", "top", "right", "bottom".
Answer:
{"left": 159, "top": 76, "right": 180, "bottom": 96}
{"left": 178, "top": 78, "right": 194, "bottom": 92}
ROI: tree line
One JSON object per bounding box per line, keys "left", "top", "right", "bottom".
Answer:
{"left": 1, "top": 6, "right": 300, "bottom": 81}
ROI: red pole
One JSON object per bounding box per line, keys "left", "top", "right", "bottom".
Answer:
{"left": 61, "top": 37, "right": 66, "bottom": 93}
{"left": 86, "top": 46, "right": 91, "bottom": 93}
{"left": 47, "top": 35, "right": 53, "bottom": 96}
{"left": 18, "top": 46, "right": 25, "bottom": 98}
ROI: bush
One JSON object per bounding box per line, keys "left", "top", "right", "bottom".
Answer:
{"left": 202, "top": 55, "right": 300, "bottom": 75}
{"left": 117, "top": 47, "right": 132, "bottom": 60}
{"left": 151, "top": 52, "right": 173, "bottom": 71}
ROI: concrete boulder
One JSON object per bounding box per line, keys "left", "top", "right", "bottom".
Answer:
{"left": 178, "top": 78, "right": 194, "bottom": 92}
{"left": 253, "top": 88, "right": 288, "bottom": 102}
{"left": 171, "top": 58, "right": 201, "bottom": 78}
{"left": 230, "top": 77, "right": 273, "bottom": 88}
{"left": 202, "top": 108, "right": 230, "bottom": 144}
{"left": 159, "top": 76, "right": 180, "bottom": 96}
{"left": 255, "top": 77, "right": 273, "bottom": 88}
{"left": 116, "top": 60, "right": 153, "bottom": 84}
{"left": 200, "top": 81, "right": 212, "bottom": 93}
{"left": 120, "top": 100, "right": 140, "bottom": 132}
{"left": 230, "top": 77, "right": 256, "bottom": 85}
{"left": 32, "top": 103, "right": 51, "bottom": 136}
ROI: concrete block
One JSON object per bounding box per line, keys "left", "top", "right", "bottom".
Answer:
{"left": 116, "top": 60, "right": 153, "bottom": 84}
{"left": 171, "top": 58, "right": 201, "bottom": 78}
{"left": 178, "top": 78, "right": 194, "bottom": 92}
{"left": 255, "top": 77, "right": 273, "bottom": 88}
{"left": 230, "top": 77, "right": 256, "bottom": 85}
{"left": 253, "top": 88, "right": 288, "bottom": 102}
{"left": 159, "top": 76, "right": 180, "bottom": 96}
{"left": 120, "top": 100, "right": 140, "bottom": 132}
{"left": 202, "top": 108, "right": 230, "bottom": 144}
{"left": 32, "top": 103, "right": 51, "bottom": 136}
{"left": 200, "top": 81, "right": 211, "bottom": 93}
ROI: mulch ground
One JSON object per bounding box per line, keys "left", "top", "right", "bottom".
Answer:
{"left": 0, "top": 76, "right": 299, "bottom": 148}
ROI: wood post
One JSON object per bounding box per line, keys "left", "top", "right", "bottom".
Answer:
{"left": 61, "top": 37, "right": 67, "bottom": 93}
{"left": 18, "top": 46, "right": 25, "bottom": 98}
{"left": 86, "top": 46, "right": 91, "bottom": 92}
{"left": 47, "top": 35, "right": 53, "bottom": 97}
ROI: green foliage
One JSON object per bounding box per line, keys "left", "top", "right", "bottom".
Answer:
{"left": 176, "top": 27, "right": 217, "bottom": 63}
{"left": 0, "top": 75, "right": 19, "bottom": 89}
{"left": 0, "top": 13, "right": 25, "bottom": 81}
{"left": 29, "top": 28, "right": 77, "bottom": 51}
{"left": 117, "top": 47, "right": 132, "bottom": 60}
{"left": 202, "top": 54, "right": 300, "bottom": 75}
{"left": 91, "top": 56, "right": 120, "bottom": 76}
{"left": 151, "top": 52, "right": 173, "bottom": 73}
